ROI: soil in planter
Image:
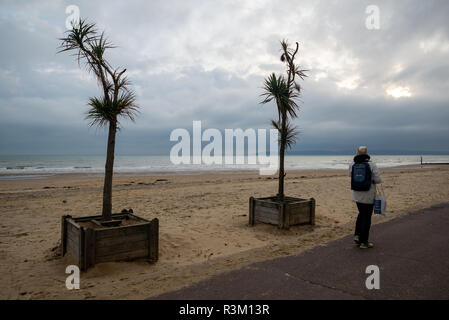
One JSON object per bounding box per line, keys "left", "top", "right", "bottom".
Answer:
{"left": 264, "top": 196, "right": 309, "bottom": 204}
{"left": 77, "top": 215, "right": 147, "bottom": 229}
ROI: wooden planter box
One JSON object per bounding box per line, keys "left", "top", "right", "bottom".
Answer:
{"left": 61, "top": 213, "right": 158, "bottom": 271}
{"left": 249, "top": 196, "right": 315, "bottom": 229}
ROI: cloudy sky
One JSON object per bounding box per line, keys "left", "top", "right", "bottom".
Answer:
{"left": 1, "top": 0, "right": 448, "bottom": 155}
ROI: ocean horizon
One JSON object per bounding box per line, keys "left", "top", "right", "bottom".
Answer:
{"left": 1, "top": 154, "right": 448, "bottom": 175}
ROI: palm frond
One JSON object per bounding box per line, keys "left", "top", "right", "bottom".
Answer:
{"left": 284, "top": 120, "right": 298, "bottom": 149}
{"left": 271, "top": 119, "right": 281, "bottom": 132}
{"left": 58, "top": 19, "right": 98, "bottom": 60}
{"left": 270, "top": 119, "right": 298, "bottom": 150}
{"left": 89, "top": 32, "right": 115, "bottom": 63}
{"left": 261, "top": 73, "right": 287, "bottom": 120}
{"left": 85, "top": 96, "right": 112, "bottom": 127}
{"left": 115, "top": 75, "right": 131, "bottom": 92}
{"left": 113, "top": 91, "right": 140, "bottom": 124}
{"left": 59, "top": 18, "right": 140, "bottom": 129}
{"left": 261, "top": 73, "right": 300, "bottom": 119}
{"left": 85, "top": 91, "right": 139, "bottom": 128}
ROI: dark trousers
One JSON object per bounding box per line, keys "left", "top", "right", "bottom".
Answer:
{"left": 355, "top": 202, "right": 374, "bottom": 244}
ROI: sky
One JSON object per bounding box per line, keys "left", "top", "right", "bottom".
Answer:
{"left": 0, "top": 0, "right": 448, "bottom": 156}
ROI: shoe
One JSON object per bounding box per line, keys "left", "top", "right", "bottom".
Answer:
{"left": 354, "top": 235, "right": 360, "bottom": 245}
{"left": 359, "top": 242, "right": 374, "bottom": 249}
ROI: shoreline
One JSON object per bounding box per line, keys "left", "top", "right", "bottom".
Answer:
{"left": 1, "top": 163, "right": 448, "bottom": 180}
{"left": 2, "top": 155, "right": 449, "bottom": 179}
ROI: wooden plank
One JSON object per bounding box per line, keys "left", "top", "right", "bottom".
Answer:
{"left": 85, "top": 228, "right": 95, "bottom": 269}
{"left": 255, "top": 215, "right": 278, "bottom": 225}
{"left": 72, "top": 213, "right": 129, "bottom": 223}
{"left": 67, "top": 222, "right": 75, "bottom": 234}
{"left": 287, "top": 201, "right": 308, "bottom": 206}
{"left": 255, "top": 206, "right": 279, "bottom": 217}
{"left": 110, "top": 213, "right": 132, "bottom": 219}
{"left": 70, "top": 212, "right": 144, "bottom": 221}
{"left": 310, "top": 198, "right": 316, "bottom": 225}
{"left": 255, "top": 208, "right": 278, "bottom": 220}
{"left": 290, "top": 212, "right": 311, "bottom": 225}
{"left": 255, "top": 199, "right": 279, "bottom": 209}
{"left": 148, "top": 218, "right": 159, "bottom": 263}
{"left": 255, "top": 207, "right": 279, "bottom": 225}
{"left": 95, "top": 223, "right": 149, "bottom": 240}
{"left": 284, "top": 196, "right": 306, "bottom": 203}
{"left": 279, "top": 202, "right": 286, "bottom": 229}
{"left": 287, "top": 201, "right": 312, "bottom": 210}
{"left": 96, "top": 232, "right": 148, "bottom": 247}
{"left": 67, "top": 238, "right": 79, "bottom": 260}
{"left": 67, "top": 234, "right": 80, "bottom": 250}
{"left": 67, "top": 233, "right": 79, "bottom": 247}
{"left": 249, "top": 197, "right": 255, "bottom": 226}
{"left": 79, "top": 227, "right": 86, "bottom": 271}
{"left": 66, "top": 224, "right": 80, "bottom": 243}
{"left": 67, "top": 219, "right": 82, "bottom": 229}
{"left": 290, "top": 208, "right": 312, "bottom": 225}
{"left": 288, "top": 206, "right": 310, "bottom": 217}
{"left": 256, "top": 215, "right": 278, "bottom": 225}
{"left": 255, "top": 204, "right": 278, "bottom": 216}
{"left": 284, "top": 202, "right": 290, "bottom": 229}
{"left": 72, "top": 214, "right": 103, "bottom": 222}
{"left": 256, "top": 196, "right": 279, "bottom": 201}
{"left": 61, "top": 216, "right": 68, "bottom": 256}
{"left": 128, "top": 213, "right": 150, "bottom": 223}
{"left": 95, "top": 248, "right": 148, "bottom": 264}
{"left": 66, "top": 223, "right": 80, "bottom": 264}
{"left": 67, "top": 221, "right": 80, "bottom": 234}
{"left": 287, "top": 199, "right": 315, "bottom": 225}
{"left": 96, "top": 240, "right": 148, "bottom": 257}
{"left": 67, "top": 226, "right": 79, "bottom": 240}
{"left": 67, "top": 222, "right": 80, "bottom": 236}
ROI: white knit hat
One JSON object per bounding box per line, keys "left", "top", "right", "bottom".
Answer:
{"left": 357, "top": 146, "right": 368, "bottom": 155}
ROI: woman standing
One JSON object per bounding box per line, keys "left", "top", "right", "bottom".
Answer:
{"left": 349, "top": 146, "right": 382, "bottom": 249}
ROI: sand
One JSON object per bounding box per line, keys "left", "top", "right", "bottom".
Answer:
{"left": 0, "top": 165, "right": 448, "bottom": 299}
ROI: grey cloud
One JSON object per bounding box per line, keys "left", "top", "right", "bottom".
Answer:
{"left": 0, "top": 0, "right": 448, "bottom": 155}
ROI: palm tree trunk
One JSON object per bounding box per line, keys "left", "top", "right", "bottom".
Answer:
{"left": 102, "top": 119, "right": 117, "bottom": 221}
{"left": 278, "top": 113, "right": 286, "bottom": 202}
{"left": 278, "top": 141, "right": 285, "bottom": 201}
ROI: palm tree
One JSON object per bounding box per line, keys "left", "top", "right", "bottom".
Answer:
{"left": 59, "top": 20, "right": 139, "bottom": 222}
{"left": 261, "top": 40, "right": 307, "bottom": 201}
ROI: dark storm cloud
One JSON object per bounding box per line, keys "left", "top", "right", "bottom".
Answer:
{"left": 0, "top": 0, "right": 448, "bottom": 155}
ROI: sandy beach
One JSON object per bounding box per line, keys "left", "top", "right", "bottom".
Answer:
{"left": 1, "top": 165, "right": 449, "bottom": 299}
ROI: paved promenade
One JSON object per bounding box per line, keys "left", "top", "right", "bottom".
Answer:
{"left": 153, "top": 203, "right": 449, "bottom": 300}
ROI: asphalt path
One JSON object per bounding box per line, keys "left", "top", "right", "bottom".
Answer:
{"left": 152, "top": 203, "right": 449, "bottom": 300}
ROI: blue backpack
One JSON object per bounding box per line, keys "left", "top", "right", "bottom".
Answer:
{"left": 351, "top": 162, "right": 372, "bottom": 191}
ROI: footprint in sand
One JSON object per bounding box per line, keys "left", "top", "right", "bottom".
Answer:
{"left": 14, "top": 232, "right": 29, "bottom": 238}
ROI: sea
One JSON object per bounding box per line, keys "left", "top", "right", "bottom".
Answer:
{"left": 0, "top": 155, "right": 448, "bottom": 176}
